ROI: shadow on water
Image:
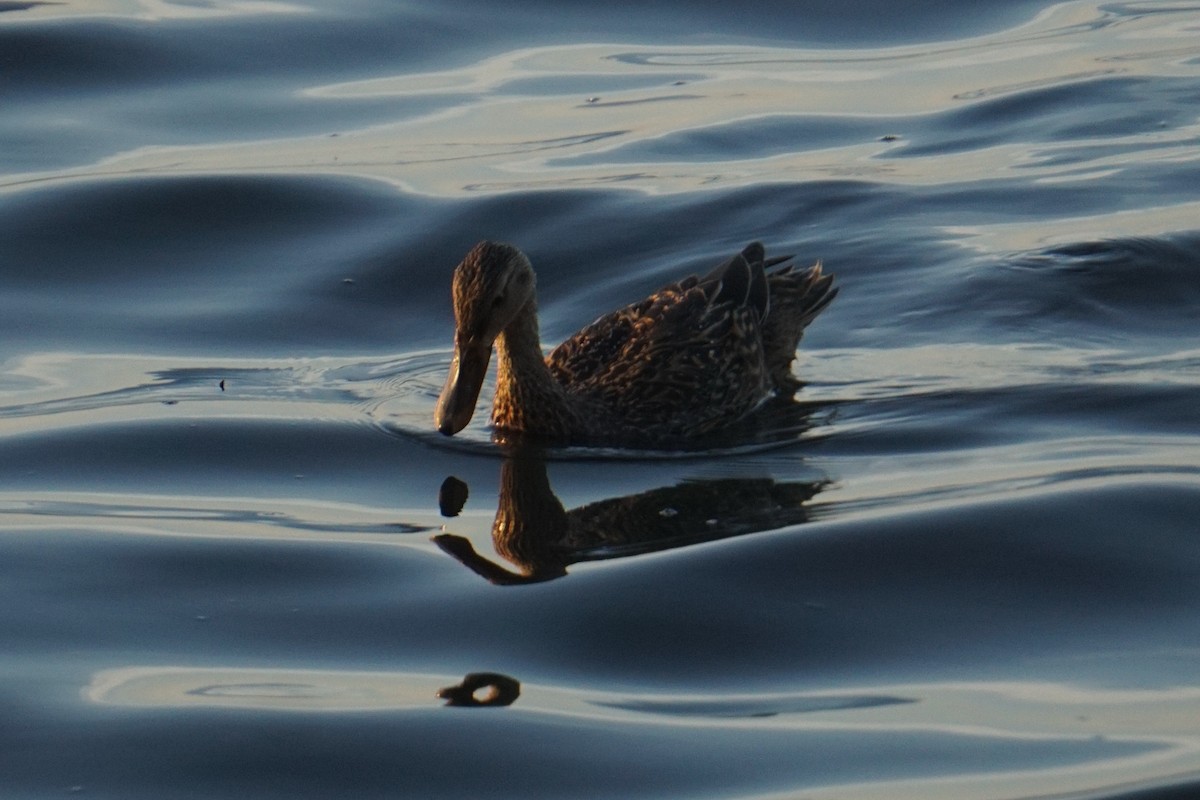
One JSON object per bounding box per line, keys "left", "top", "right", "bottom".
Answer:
{"left": 950, "top": 233, "right": 1200, "bottom": 342}
{"left": 433, "top": 447, "right": 827, "bottom": 584}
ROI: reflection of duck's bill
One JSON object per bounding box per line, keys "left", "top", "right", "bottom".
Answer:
{"left": 435, "top": 343, "right": 490, "bottom": 436}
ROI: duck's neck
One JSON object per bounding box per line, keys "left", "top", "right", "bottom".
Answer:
{"left": 495, "top": 298, "right": 546, "bottom": 377}
{"left": 492, "top": 299, "right": 571, "bottom": 436}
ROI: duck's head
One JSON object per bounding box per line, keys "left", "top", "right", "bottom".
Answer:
{"left": 435, "top": 241, "right": 536, "bottom": 436}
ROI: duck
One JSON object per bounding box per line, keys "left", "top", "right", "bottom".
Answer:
{"left": 435, "top": 240, "right": 837, "bottom": 447}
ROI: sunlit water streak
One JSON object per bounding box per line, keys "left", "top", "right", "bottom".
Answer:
{"left": 80, "top": 665, "right": 1200, "bottom": 800}
{"left": 6, "top": 0, "right": 1198, "bottom": 199}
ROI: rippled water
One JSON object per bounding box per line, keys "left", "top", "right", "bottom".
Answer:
{"left": 3, "top": 1, "right": 1200, "bottom": 797}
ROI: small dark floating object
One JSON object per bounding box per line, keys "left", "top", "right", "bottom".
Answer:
{"left": 219, "top": 379, "right": 225, "bottom": 391}
{"left": 879, "top": 134, "right": 900, "bottom": 142}
{"left": 438, "top": 476, "right": 470, "bottom": 517}
{"left": 437, "top": 672, "right": 521, "bottom": 707}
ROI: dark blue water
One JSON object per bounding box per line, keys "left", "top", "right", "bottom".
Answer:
{"left": 3, "top": 1, "right": 1199, "bottom": 798}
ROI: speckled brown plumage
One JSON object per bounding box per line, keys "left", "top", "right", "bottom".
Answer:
{"left": 434, "top": 240, "right": 837, "bottom": 447}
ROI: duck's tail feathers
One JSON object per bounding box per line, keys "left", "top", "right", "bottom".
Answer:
{"left": 762, "top": 260, "right": 838, "bottom": 394}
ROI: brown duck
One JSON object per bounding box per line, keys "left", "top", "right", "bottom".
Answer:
{"left": 435, "top": 241, "right": 837, "bottom": 447}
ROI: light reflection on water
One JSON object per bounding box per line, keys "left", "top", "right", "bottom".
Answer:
{"left": 6, "top": 0, "right": 1196, "bottom": 198}
{"left": 0, "top": 0, "right": 310, "bottom": 22}
{"left": 87, "top": 664, "right": 1200, "bottom": 800}
{"left": 946, "top": 200, "right": 1200, "bottom": 252}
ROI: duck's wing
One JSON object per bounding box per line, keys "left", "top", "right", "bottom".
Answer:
{"left": 547, "top": 248, "right": 773, "bottom": 437}
{"left": 549, "top": 243, "right": 770, "bottom": 385}
{"left": 545, "top": 283, "right": 678, "bottom": 390}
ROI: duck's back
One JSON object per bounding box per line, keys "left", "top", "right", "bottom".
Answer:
{"left": 547, "top": 262, "right": 772, "bottom": 440}
{"left": 542, "top": 243, "right": 836, "bottom": 443}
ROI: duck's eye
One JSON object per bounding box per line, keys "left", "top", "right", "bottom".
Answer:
{"left": 492, "top": 294, "right": 506, "bottom": 307}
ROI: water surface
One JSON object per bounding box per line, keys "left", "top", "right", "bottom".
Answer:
{"left": 2, "top": 0, "right": 1199, "bottom": 798}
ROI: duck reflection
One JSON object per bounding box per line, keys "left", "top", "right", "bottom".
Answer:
{"left": 434, "top": 451, "right": 826, "bottom": 585}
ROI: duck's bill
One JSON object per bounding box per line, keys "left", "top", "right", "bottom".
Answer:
{"left": 435, "top": 344, "right": 490, "bottom": 436}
